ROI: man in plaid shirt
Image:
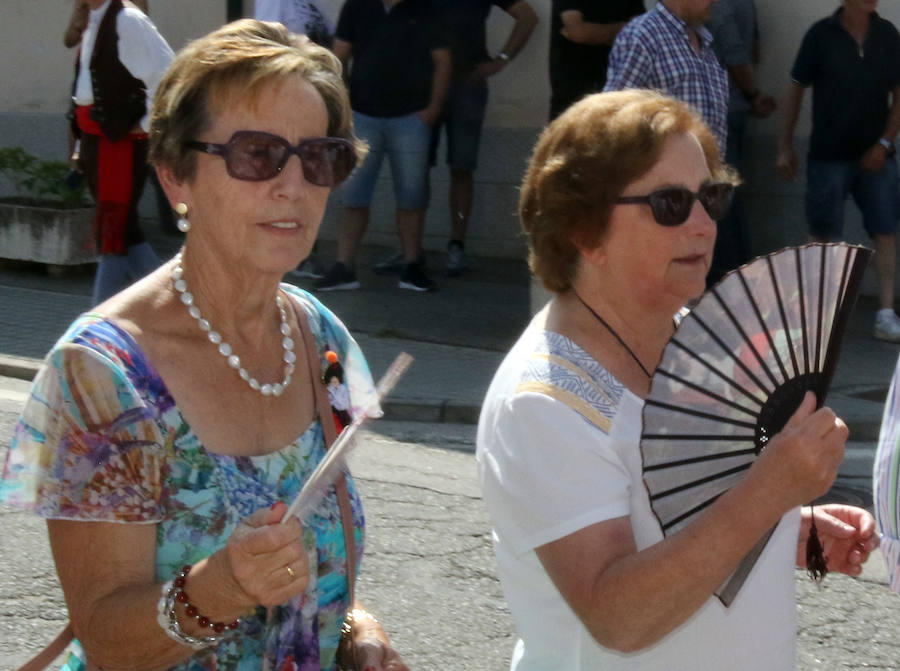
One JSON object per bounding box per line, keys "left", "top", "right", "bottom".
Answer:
{"left": 604, "top": 0, "right": 728, "bottom": 152}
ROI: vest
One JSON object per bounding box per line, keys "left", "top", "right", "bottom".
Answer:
{"left": 71, "top": 0, "right": 147, "bottom": 143}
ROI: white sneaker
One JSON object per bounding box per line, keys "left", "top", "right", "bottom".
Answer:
{"left": 874, "top": 309, "right": 900, "bottom": 342}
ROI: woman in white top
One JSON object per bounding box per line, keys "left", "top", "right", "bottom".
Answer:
{"left": 476, "top": 90, "right": 879, "bottom": 670}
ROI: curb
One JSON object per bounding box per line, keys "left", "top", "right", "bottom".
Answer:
{"left": 0, "top": 354, "right": 40, "bottom": 381}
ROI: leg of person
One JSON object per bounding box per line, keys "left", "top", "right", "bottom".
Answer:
{"left": 708, "top": 110, "right": 749, "bottom": 285}
{"left": 92, "top": 254, "right": 132, "bottom": 306}
{"left": 805, "top": 159, "right": 849, "bottom": 245}
{"left": 444, "top": 80, "right": 487, "bottom": 277}
{"left": 386, "top": 112, "right": 434, "bottom": 291}
{"left": 317, "top": 112, "right": 383, "bottom": 291}
{"left": 853, "top": 156, "right": 900, "bottom": 341}
{"left": 126, "top": 241, "right": 160, "bottom": 281}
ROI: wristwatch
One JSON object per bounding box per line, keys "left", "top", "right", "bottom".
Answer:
{"left": 879, "top": 137, "right": 894, "bottom": 151}
{"left": 497, "top": 52, "right": 510, "bottom": 63}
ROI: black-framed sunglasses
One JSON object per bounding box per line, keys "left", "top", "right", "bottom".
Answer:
{"left": 185, "top": 131, "right": 357, "bottom": 187}
{"left": 616, "top": 181, "right": 735, "bottom": 226}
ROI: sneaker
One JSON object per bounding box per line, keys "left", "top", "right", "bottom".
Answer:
{"left": 875, "top": 309, "right": 900, "bottom": 342}
{"left": 398, "top": 263, "right": 435, "bottom": 292}
{"left": 445, "top": 241, "right": 469, "bottom": 277}
{"left": 288, "top": 256, "right": 324, "bottom": 279}
{"left": 373, "top": 250, "right": 426, "bottom": 275}
{"left": 315, "top": 262, "right": 360, "bottom": 291}
{"left": 373, "top": 251, "right": 405, "bottom": 275}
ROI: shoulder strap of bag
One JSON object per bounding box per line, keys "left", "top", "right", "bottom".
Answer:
{"left": 16, "top": 623, "right": 91, "bottom": 671}
{"left": 291, "top": 295, "right": 357, "bottom": 605}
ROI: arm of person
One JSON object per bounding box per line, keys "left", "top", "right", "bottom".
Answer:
{"left": 559, "top": 10, "right": 627, "bottom": 46}
{"left": 418, "top": 47, "right": 452, "bottom": 127}
{"left": 728, "top": 63, "right": 776, "bottom": 118}
{"left": 115, "top": 8, "right": 175, "bottom": 133}
{"left": 48, "top": 503, "right": 308, "bottom": 670}
{"left": 861, "top": 84, "right": 900, "bottom": 172}
{"left": 535, "top": 392, "right": 846, "bottom": 652}
{"left": 470, "top": 0, "right": 538, "bottom": 82}
{"left": 776, "top": 81, "right": 806, "bottom": 181}
{"left": 332, "top": 38, "right": 352, "bottom": 82}
{"left": 64, "top": 0, "right": 89, "bottom": 49}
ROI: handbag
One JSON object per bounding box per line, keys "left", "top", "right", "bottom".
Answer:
{"left": 18, "top": 297, "right": 362, "bottom": 671}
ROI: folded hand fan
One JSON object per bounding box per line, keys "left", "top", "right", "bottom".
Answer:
{"left": 640, "top": 243, "right": 872, "bottom": 606}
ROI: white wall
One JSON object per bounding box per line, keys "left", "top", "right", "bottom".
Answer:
{"left": 1, "top": 1, "right": 897, "bottom": 265}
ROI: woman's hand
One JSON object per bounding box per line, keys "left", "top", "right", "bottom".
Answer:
{"left": 796, "top": 504, "right": 880, "bottom": 576}
{"left": 223, "top": 502, "right": 310, "bottom": 609}
{"left": 750, "top": 392, "right": 847, "bottom": 512}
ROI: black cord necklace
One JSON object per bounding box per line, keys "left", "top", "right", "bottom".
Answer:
{"left": 573, "top": 291, "right": 652, "bottom": 379}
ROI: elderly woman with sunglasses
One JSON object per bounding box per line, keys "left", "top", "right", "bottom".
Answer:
{"left": 476, "top": 90, "right": 877, "bottom": 671}
{"left": 0, "top": 20, "right": 409, "bottom": 671}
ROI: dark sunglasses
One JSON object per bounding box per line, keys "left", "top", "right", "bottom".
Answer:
{"left": 616, "top": 181, "right": 734, "bottom": 226}
{"left": 185, "top": 131, "right": 357, "bottom": 187}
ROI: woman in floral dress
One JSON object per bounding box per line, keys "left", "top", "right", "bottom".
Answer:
{"left": 1, "top": 19, "right": 408, "bottom": 671}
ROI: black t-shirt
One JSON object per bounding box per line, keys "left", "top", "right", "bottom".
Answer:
{"left": 549, "top": 0, "right": 644, "bottom": 117}
{"left": 433, "top": 0, "right": 515, "bottom": 78}
{"left": 336, "top": 0, "right": 449, "bottom": 117}
{"left": 791, "top": 9, "right": 900, "bottom": 161}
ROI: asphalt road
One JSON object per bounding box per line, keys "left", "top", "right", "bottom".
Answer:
{"left": 2, "top": 377, "right": 900, "bottom": 670}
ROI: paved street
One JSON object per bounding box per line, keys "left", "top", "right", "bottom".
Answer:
{"left": 2, "top": 376, "right": 900, "bottom": 670}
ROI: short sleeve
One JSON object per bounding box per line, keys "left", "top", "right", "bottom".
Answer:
{"left": 604, "top": 25, "right": 654, "bottom": 92}
{"left": 790, "top": 25, "right": 818, "bottom": 86}
{"left": 1, "top": 343, "right": 169, "bottom": 522}
{"left": 335, "top": 0, "right": 357, "bottom": 43}
{"left": 478, "top": 391, "right": 632, "bottom": 557}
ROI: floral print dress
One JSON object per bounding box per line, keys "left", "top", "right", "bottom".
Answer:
{"left": 0, "top": 286, "right": 379, "bottom": 671}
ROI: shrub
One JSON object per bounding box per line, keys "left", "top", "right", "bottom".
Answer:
{"left": 0, "top": 147, "right": 87, "bottom": 208}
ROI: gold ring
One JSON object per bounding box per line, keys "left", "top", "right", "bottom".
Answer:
{"left": 286, "top": 565, "right": 296, "bottom": 579}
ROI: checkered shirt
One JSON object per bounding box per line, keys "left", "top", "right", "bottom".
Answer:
{"left": 604, "top": 2, "right": 729, "bottom": 152}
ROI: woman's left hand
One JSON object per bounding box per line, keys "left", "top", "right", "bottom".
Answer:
{"left": 796, "top": 504, "right": 880, "bottom": 576}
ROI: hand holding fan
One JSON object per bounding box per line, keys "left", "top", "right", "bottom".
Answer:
{"left": 281, "top": 352, "right": 413, "bottom": 523}
{"left": 640, "top": 243, "right": 871, "bottom": 605}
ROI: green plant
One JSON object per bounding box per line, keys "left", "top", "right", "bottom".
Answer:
{"left": 0, "top": 147, "right": 87, "bottom": 207}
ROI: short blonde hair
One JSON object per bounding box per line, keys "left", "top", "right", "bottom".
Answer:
{"left": 149, "top": 19, "right": 363, "bottom": 182}
{"left": 520, "top": 90, "right": 736, "bottom": 293}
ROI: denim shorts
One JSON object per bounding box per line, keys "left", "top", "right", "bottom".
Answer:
{"left": 806, "top": 157, "right": 900, "bottom": 238}
{"left": 340, "top": 111, "right": 430, "bottom": 210}
{"left": 429, "top": 79, "right": 489, "bottom": 172}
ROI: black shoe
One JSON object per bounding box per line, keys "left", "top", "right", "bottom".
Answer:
{"left": 315, "top": 262, "right": 360, "bottom": 291}
{"left": 398, "top": 263, "right": 435, "bottom": 292}
{"left": 445, "top": 241, "right": 469, "bottom": 277}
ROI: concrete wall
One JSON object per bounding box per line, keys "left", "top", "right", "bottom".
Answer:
{"left": 2, "top": 1, "right": 898, "bottom": 271}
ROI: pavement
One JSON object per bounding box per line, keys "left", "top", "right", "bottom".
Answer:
{"left": 1, "top": 224, "right": 899, "bottom": 506}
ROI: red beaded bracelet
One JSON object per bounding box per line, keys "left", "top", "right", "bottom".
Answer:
{"left": 173, "top": 565, "right": 239, "bottom": 634}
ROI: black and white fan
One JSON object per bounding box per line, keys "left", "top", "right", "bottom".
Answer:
{"left": 640, "top": 243, "right": 872, "bottom": 606}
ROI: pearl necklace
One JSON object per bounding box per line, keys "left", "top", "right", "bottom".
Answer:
{"left": 171, "top": 253, "right": 296, "bottom": 397}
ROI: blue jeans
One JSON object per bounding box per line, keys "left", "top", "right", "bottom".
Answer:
{"left": 340, "top": 111, "right": 431, "bottom": 210}
{"left": 91, "top": 241, "right": 160, "bottom": 306}
{"left": 806, "top": 156, "right": 900, "bottom": 239}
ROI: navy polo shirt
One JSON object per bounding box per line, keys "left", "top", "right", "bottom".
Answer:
{"left": 336, "top": 0, "right": 448, "bottom": 118}
{"left": 791, "top": 8, "right": 900, "bottom": 161}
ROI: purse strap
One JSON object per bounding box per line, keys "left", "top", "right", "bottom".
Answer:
{"left": 291, "top": 295, "right": 357, "bottom": 606}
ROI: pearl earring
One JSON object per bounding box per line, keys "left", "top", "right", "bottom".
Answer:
{"left": 175, "top": 202, "right": 190, "bottom": 233}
